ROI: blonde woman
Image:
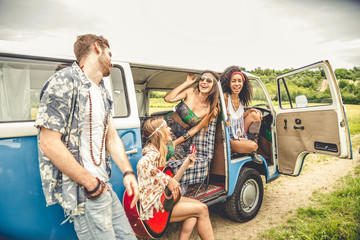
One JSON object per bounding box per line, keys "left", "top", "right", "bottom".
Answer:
{"left": 137, "top": 117, "right": 214, "bottom": 240}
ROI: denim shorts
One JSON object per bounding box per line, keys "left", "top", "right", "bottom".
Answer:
{"left": 73, "top": 184, "right": 136, "bottom": 240}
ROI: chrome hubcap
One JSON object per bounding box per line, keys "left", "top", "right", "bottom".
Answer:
{"left": 239, "top": 179, "right": 259, "bottom": 213}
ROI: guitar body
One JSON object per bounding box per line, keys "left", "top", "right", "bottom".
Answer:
{"left": 123, "top": 166, "right": 180, "bottom": 239}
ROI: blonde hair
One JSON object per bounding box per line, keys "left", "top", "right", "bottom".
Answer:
{"left": 143, "top": 117, "right": 168, "bottom": 167}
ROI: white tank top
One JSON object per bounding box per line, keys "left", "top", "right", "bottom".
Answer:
{"left": 226, "top": 94, "right": 247, "bottom": 140}
{"left": 81, "top": 81, "right": 109, "bottom": 182}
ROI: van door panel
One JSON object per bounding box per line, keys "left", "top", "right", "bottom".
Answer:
{"left": 276, "top": 60, "right": 352, "bottom": 176}
{"left": 276, "top": 110, "right": 340, "bottom": 174}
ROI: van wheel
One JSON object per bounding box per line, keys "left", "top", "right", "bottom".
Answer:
{"left": 224, "top": 167, "right": 263, "bottom": 222}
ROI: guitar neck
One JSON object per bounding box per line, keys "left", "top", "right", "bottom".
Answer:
{"left": 173, "top": 158, "right": 190, "bottom": 181}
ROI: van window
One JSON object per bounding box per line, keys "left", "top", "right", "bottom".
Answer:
{"left": 0, "top": 56, "right": 65, "bottom": 122}
{"left": 0, "top": 56, "right": 129, "bottom": 122}
{"left": 109, "top": 67, "right": 129, "bottom": 117}
{"left": 278, "top": 66, "right": 332, "bottom": 109}
{"left": 149, "top": 90, "right": 177, "bottom": 116}
{"left": 249, "top": 79, "right": 269, "bottom": 108}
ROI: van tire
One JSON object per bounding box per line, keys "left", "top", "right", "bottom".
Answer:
{"left": 224, "top": 167, "right": 263, "bottom": 222}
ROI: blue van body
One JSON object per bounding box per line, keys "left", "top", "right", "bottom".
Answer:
{"left": 0, "top": 51, "right": 352, "bottom": 239}
{"left": 0, "top": 128, "right": 142, "bottom": 240}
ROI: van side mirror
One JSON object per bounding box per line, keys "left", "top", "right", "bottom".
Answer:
{"left": 295, "top": 95, "right": 308, "bottom": 108}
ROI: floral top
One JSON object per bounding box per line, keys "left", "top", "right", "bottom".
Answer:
{"left": 165, "top": 101, "right": 202, "bottom": 159}
{"left": 137, "top": 144, "right": 171, "bottom": 220}
{"left": 34, "top": 62, "right": 113, "bottom": 217}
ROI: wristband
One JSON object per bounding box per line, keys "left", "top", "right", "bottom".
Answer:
{"left": 84, "top": 178, "right": 106, "bottom": 200}
{"left": 86, "top": 180, "right": 106, "bottom": 200}
{"left": 123, "top": 170, "right": 135, "bottom": 178}
{"left": 183, "top": 132, "right": 191, "bottom": 141}
{"left": 84, "top": 177, "right": 101, "bottom": 195}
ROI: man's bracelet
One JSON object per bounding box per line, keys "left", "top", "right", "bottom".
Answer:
{"left": 86, "top": 181, "right": 106, "bottom": 200}
{"left": 84, "top": 177, "right": 101, "bottom": 195}
{"left": 123, "top": 170, "right": 135, "bottom": 178}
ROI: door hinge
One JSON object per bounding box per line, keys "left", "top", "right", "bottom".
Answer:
{"left": 340, "top": 120, "right": 345, "bottom": 127}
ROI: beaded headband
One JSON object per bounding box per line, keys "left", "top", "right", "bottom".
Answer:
{"left": 231, "top": 71, "right": 245, "bottom": 82}
{"left": 148, "top": 120, "right": 167, "bottom": 138}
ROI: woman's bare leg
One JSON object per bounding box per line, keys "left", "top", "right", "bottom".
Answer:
{"left": 230, "top": 139, "right": 258, "bottom": 153}
{"left": 243, "top": 110, "right": 263, "bottom": 163}
{"left": 171, "top": 197, "right": 214, "bottom": 240}
{"left": 179, "top": 217, "right": 197, "bottom": 240}
{"left": 244, "top": 111, "right": 262, "bottom": 133}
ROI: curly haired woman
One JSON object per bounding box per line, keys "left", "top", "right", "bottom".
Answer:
{"left": 220, "top": 66, "right": 263, "bottom": 164}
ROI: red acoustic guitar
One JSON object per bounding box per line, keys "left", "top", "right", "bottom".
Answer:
{"left": 123, "top": 145, "right": 196, "bottom": 239}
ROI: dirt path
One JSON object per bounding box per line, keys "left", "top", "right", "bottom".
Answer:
{"left": 161, "top": 135, "right": 360, "bottom": 240}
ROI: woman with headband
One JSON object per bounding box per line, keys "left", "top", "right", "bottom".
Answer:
{"left": 220, "top": 66, "right": 263, "bottom": 164}
{"left": 137, "top": 117, "right": 214, "bottom": 240}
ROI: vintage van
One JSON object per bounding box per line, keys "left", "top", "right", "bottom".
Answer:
{"left": 0, "top": 48, "right": 352, "bottom": 239}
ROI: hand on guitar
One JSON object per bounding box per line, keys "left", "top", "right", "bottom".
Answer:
{"left": 123, "top": 173, "right": 140, "bottom": 209}
{"left": 167, "top": 178, "right": 181, "bottom": 199}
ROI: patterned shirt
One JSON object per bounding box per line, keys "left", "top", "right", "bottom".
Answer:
{"left": 34, "top": 62, "right": 113, "bottom": 217}
{"left": 137, "top": 144, "right": 170, "bottom": 220}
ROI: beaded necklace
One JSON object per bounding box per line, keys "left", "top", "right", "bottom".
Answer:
{"left": 89, "top": 91, "right": 109, "bottom": 166}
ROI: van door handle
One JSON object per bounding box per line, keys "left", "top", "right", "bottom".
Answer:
{"left": 126, "top": 148, "right": 138, "bottom": 155}
{"left": 294, "top": 126, "right": 304, "bottom": 130}
{"left": 284, "top": 119, "right": 287, "bottom": 129}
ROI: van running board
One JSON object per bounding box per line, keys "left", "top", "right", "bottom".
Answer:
{"left": 184, "top": 183, "right": 225, "bottom": 202}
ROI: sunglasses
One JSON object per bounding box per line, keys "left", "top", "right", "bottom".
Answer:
{"left": 199, "top": 77, "right": 214, "bottom": 83}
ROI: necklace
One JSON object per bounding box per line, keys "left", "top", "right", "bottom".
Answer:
{"left": 89, "top": 92, "right": 109, "bottom": 166}
{"left": 231, "top": 97, "right": 240, "bottom": 111}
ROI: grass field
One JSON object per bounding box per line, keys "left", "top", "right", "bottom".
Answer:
{"left": 345, "top": 104, "right": 360, "bottom": 135}
{"left": 261, "top": 162, "right": 360, "bottom": 240}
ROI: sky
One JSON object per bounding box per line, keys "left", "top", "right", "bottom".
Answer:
{"left": 0, "top": 0, "right": 359, "bottom": 72}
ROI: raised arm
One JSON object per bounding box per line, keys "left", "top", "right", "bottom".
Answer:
{"left": 164, "top": 73, "right": 197, "bottom": 103}
{"left": 105, "top": 116, "right": 139, "bottom": 208}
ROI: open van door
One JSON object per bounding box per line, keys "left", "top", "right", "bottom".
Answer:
{"left": 275, "top": 60, "right": 352, "bottom": 176}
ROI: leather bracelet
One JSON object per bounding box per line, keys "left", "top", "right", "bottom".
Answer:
{"left": 123, "top": 170, "right": 135, "bottom": 178}
{"left": 183, "top": 132, "right": 191, "bottom": 141}
{"left": 87, "top": 180, "right": 106, "bottom": 200}
{"left": 84, "top": 177, "right": 101, "bottom": 195}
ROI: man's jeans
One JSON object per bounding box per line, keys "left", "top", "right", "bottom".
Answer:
{"left": 73, "top": 184, "right": 136, "bottom": 240}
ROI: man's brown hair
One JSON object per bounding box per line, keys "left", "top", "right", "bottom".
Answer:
{"left": 73, "top": 34, "right": 110, "bottom": 63}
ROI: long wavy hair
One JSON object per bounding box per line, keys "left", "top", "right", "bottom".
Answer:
{"left": 195, "top": 70, "right": 220, "bottom": 125}
{"left": 143, "top": 117, "right": 168, "bottom": 167}
{"left": 220, "top": 66, "right": 253, "bottom": 107}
